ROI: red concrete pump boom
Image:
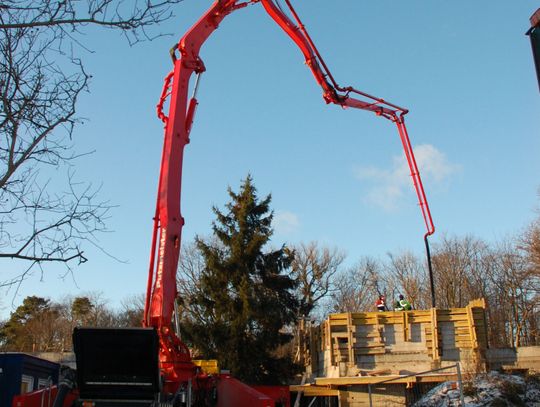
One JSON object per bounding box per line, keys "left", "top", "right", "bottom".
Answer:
{"left": 143, "top": 0, "right": 435, "bottom": 395}
{"left": 12, "top": 2, "right": 436, "bottom": 407}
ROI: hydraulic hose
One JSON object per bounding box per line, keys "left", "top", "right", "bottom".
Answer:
{"left": 52, "top": 368, "right": 76, "bottom": 407}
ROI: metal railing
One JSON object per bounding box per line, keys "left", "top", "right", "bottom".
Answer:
{"left": 39, "top": 377, "right": 53, "bottom": 407}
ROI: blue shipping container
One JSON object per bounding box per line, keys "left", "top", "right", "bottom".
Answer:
{"left": 0, "top": 353, "right": 59, "bottom": 407}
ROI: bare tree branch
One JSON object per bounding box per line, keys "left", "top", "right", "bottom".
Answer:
{"left": 290, "top": 242, "right": 345, "bottom": 318}
{"left": 0, "top": 1, "right": 183, "bottom": 45}
{"left": 0, "top": 0, "right": 182, "bottom": 291}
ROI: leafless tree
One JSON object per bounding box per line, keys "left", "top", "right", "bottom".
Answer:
{"left": 520, "top": 218, "right": 540, "bottom": 344}
{"left": 385, "top": 251, "right": 428, "bottom": 310}
{"left": 431, "top": 235, "right": 493, "bottom": 309}
{"left": 290, "top": 242, "right": 345, "bottom": 318}
{"left": 177, "top": 241, "right": 206, "bottom": 302}
{"left": 84, "top": 291, "right": 117, "bottom": 327}
{"left": 428, "top": 233, "right": 538, "bottom": 347}
{"left": 0, "top": 0, "right": 182, "bottom": 289}
{"left": 116, "top": 293, "right": 145, "bottom": 327}
{"left": 328, "top": 257, "right": 380, "bottom": 313}
{"left": 490, "top": 239, "right": 539, "bottom": 347}
{"left": 521, "top": 218, "right": 540, "bottom": 276}
{"left": 176, "top": 239, "right": 214, "bottom": 326}
{"left": 0, "top": 1, "right": 182, "bottom": 42}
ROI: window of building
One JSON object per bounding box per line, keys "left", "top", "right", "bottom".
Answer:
{"left": 38, "top": 378, "right": 52, "bottom": 389}
{"left": 21, "top": 374, "right": 34, "bottom": 393}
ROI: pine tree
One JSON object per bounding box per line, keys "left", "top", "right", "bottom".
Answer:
{"left": 72, "top": 297, "right": 94, "bottom": 326}
{"left": 0, "top": 296, "right": 53, "bottom": 351}
{"left": 181, "top": 175, "right": 299, "bottom": 384}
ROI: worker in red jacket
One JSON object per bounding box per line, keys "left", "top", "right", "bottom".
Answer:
{"left": 375, "top": 295, "right": 387, "bottom": 312}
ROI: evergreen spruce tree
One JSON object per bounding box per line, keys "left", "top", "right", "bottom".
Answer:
{"left": 181, "top": 175, "right": 299, "bottom": 384}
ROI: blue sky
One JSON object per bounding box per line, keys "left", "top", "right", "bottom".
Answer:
{"left": 1, "top": 0, "right": 539, "bottom": 318}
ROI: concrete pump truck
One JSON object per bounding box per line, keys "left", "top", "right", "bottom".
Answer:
{"left": 14, "top": 1, "right": 435, "bottom": 406}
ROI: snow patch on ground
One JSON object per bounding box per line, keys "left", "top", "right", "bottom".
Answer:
{"left": 413, "top": 371, "right": 540, "bottom": 407}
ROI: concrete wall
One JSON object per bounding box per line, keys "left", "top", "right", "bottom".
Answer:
{"left": 339, "top": 385, "right": 406, "bottom": 407}
{"left": 486, "top": 346, "right": 540, "bottom": 372}
{"left": 32, "top": 352, "right": 76, "bottom": 369}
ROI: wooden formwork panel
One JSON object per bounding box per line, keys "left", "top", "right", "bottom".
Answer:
{"left": 305, "top": 299, "right": 488, "bottom": 376}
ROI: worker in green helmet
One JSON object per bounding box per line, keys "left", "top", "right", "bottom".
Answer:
{"left": 394, "top": 294, "right": 412, "bottom": 311}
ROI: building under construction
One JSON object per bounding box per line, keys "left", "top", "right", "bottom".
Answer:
{"left": 292, "top": 299, "right": 539, "bottom": 406}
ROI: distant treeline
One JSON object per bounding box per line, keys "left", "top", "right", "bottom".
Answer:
{"left": 1, "top": 230, "right": 538, "bottom": 353}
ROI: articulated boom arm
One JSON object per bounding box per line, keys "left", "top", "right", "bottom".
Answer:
{"left": 260, "top": 0, "right": 434, "bottom": 239}
{"left": 143, "top": 0, "right": 435, "bottom": 389}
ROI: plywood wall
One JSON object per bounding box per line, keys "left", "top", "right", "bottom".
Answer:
{"left": 298, "top": 299, "right": 488, "bottom": 377}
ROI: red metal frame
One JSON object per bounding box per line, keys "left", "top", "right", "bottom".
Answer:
{"left": 12, "top": 387, "right": 78, "bottom": 407}
{"left": 216, "top": 375, "right": 275, "bottom": 407}
{"left": 251, "top": 385, "right": 291, "bottom": 407}
{"left": 143, "top": 0, "right": 435, "bottom": 394}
